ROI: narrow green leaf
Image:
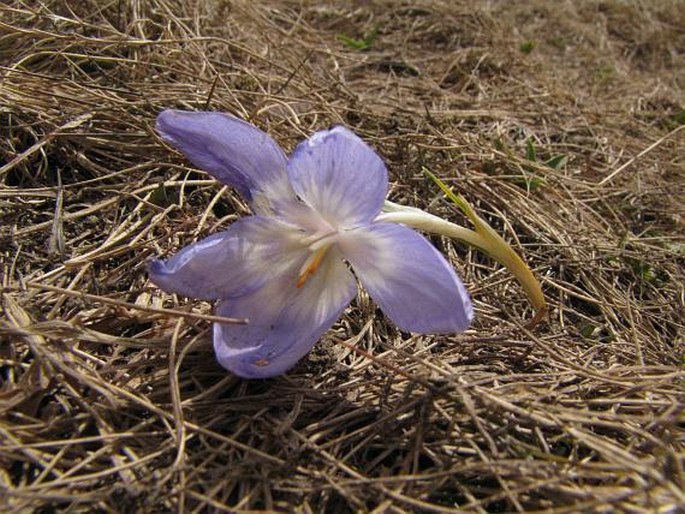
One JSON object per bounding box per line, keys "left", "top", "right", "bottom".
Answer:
{"left": 672, "top": 110, "right": 685, "bottom": 126}
{"left": 423, "top": 166, "right": 547, "bottom": 319}
{"left": 526, "top": 138, "right": 537, "bottom": 162}
{"left": 512, "top": 175, "right": 546, "bottom": 192}
{"left": 545, "top": 154, "right": 568, "bottom": 169}
{"left": 423, "top": 168, "right": 473, "bottom": 220}
{"left": 149, "top": 184, "right": 171, "bottom": 206}
{"left": 520, "top": 40, "right": 536, "bottom": 54}
{"left": 493, "top": 137, "right": 515, "bottom": 159}
{"left": 339, "top": 35, "right": 369, "bottom": 50}
{"left": 339, "top": 26, "right": 379, "bottom": 51}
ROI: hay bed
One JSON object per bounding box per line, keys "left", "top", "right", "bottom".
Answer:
{"left": 1, "top": 1, "right": 683, "bottom": 512}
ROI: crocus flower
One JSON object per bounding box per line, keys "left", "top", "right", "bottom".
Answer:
{"left": 149, "top": 110, "right": 473, "bottom": 378}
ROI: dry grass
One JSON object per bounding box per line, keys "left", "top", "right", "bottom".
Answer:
{"left": 1, "top": 0, "right": 684, "bottom": 512}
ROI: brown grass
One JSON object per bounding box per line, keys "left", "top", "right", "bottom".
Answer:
{"left": 1, "top": 0, "right": 684, "bottom": 512}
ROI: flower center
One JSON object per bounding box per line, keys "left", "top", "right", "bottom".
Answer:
{"left": 296, "top": 231, "right": 339, "bottom": 289}
{"left": 296, "top": 245, "right": 330, "bottom": 288}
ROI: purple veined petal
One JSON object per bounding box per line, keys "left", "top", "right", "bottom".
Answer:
{"left": 213, "top": 248, "right": 357, "bottom": 378}
{"left": 148, "top": 216, "right": 305, "bottom": 300}
{"left": 287, "top": 126, "right": 388, "bottom": 229}
{"left": 156, "top": 109, "right": 294, "bottom": 211}
{"left": 341, "top": 223, "right": 473, "bottom": 333}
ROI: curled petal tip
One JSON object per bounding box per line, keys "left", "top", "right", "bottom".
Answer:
{"left": 155, "top": 109, "right": 290, "bottom": 207}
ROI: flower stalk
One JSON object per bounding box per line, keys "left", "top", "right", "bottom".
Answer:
{"left": 380, "top": 168, "right": 547, "bottom": 327}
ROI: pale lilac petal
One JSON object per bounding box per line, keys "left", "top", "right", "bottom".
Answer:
{"left": 341, "top": 223, "right": 473, "bottom": 333}
{"left": 148, "top": 216, "right": 304, "bottom": 300}
{"left": 156, "top": 110, "right": 293, "bottom": 209}
{"left": 213, "top": 250, "right": 357, "bottom": 378}
{"left": 287, "top": 126, "right": 388, "bottom": 228}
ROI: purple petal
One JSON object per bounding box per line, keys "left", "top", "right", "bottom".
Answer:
{"left": 213, "top": 249, "right": 357, "bottom": 378}
{"left": 341, "top": 223, "right": 473, "bottom": 333}
{"left": 148, "top": 216, "right": 304, "bottom": 300}
{"left": 156, "top": 110, "right": 292, "bottom": 209}
{"left": 287, "top": 126, "right": 388, "bottom": 228}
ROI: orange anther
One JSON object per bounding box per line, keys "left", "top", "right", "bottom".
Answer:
{"left": 296, "top": 246, "right": 329, "bottom": 288}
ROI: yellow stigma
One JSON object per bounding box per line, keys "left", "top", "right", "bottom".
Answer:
{"left": 296, "top": 246, "right": 329, "bottom": 288}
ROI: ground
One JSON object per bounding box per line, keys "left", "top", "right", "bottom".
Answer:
{"left": 1, "top": 0, "right": 684, "bottom": 512}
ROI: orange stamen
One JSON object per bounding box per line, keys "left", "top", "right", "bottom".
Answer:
{"left": 296, "top": 246, "right": 329, "bottom": 288}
